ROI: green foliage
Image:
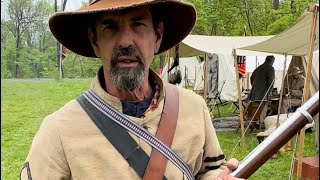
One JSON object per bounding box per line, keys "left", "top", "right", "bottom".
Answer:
{"left": 150, "top": 55, "right": 161, "bottom": 72}
{"left": 187, "top": 0, "right": 317, "bottom": 36}
{"left": 1, "top": 0, "right": 318, "bottom": 78}
{"left": 268, "top": 15, "right": 296, "bottom": 35}
{"left": 62, "top": 52, "right": 101, "bottom": 78}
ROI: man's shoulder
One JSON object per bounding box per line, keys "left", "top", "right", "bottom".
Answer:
{"left": 174, "top": 85, "right": 205, "bottom": 104}
{"left": 41, "top": 99, "right": 86, "bottom": 126}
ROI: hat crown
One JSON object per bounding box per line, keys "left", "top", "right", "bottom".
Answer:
{"left": 49, "top": 0, "right": 196, "bottom": 57}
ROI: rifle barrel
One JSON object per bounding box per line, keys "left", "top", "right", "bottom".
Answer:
{"left": 230, "top": 92, "right": 319, "bottom": 179}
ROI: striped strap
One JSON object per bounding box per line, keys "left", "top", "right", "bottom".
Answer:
{"left": 82, "top": 89, "right": 194, "bottom": 180}
{"left": 77, "top": 95, "right": 159, "bottom": 179}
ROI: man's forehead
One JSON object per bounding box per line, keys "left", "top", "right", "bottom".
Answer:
{"left": 96, "top": 6, "right": 153, "bottom": 21}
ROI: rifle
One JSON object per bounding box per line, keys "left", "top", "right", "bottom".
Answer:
{"left": 230, "top": 91, "right": 319, "bottom": 179}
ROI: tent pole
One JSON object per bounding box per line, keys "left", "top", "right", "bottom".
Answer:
{"left": 233, "top": 49, "right": 246, "bottom": 152}
{"left": 296, "top": 5, "right": 318, "bottom": 178}
{"left": 246, "top": 73, "right": 250, "bottom": 90}
{"left": 275, "top": 55, "right": 294, "bottom": 152}
{"left": 275, "top": 55, "right": 288, "bottom": 128}
{"left": 203, "top": 53, "right": 208, "bottom": 99}
{"left": 195, "top": 66, "right": 197, "bottom": 90}
{"left": 185, "top": 66, "right": 187, "bottom": 87}
{"left": 59, "top": 43, "right": 63, "bottom": 81}
{"left": 166, "top": 51, "right": 170, "bottom": 82}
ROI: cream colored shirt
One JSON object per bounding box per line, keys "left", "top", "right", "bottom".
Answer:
{"left": 21, "top": 71, "right": 225, "bottom": 180}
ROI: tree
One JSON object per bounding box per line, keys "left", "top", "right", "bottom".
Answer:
{"left": 54, "top": 0, "right": 68, "bottom": 78}
{"left": 273, "top": 0, "right": 279, "bottom": 9}
{"left": 4, "top": 0, "right": 50, "bottom": 78}
{"left": 187, "top": 0, "right": 316, "bottom": 36}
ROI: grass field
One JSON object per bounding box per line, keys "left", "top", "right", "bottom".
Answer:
{"left": 1, "top": 79, "right": 318, "bottom": 180}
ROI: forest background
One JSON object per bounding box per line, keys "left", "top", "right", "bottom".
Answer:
{"left": 1, "top": 0, "right": 318, "bottom": 79}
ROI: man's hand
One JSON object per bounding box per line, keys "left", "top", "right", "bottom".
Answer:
{"left": 214, "top": 158, "right": 246, "bottom": 180}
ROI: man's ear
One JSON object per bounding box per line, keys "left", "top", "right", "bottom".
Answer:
{"left": 88, "top": 28, "right": 101, "bottom": 57}
{"left": 154, "top": 22, "right": 164, "bottom": 54}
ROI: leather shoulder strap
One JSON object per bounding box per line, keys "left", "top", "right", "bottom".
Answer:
{"left": 143, "top": 83, "right": 179, "bottom": 180}
{"left": 77, "top": 95, "right": 165, "bottom": 179}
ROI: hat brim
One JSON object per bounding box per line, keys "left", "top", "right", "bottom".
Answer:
{"left": 49, "top": 0, "right": 196, "bottom": 58}
{"left": 289, "top": 70, "right": 303, "bottom": 76}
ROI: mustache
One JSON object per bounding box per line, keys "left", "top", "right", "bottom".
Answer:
{"left": 111, "top": 47, "right": 144, "bottom": 66}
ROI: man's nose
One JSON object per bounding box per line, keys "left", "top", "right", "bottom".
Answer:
{"left": 117, "top": 26, "right": 134, "bottom": 48}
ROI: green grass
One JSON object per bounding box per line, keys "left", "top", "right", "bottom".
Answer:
{"left": 216, "top": 130, "right": 318, "bottom": 180}
{"left": 1, "top": 79, "right": 93, "bottom": 180}
{"left": 209, "top": 101, "right": 238, "bottom": 117}
{"left": 1, "top": 79, "right": 318, "bottom": 179}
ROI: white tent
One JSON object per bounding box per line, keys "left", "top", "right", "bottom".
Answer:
{"left": 239, "top": 4, "right": 319, "bottom": 150}
{"left": 193, "top": 54, "right": 244, "bottom": 101}
{"left": 160, "top": 57, "right": 200, "bottom": 87}
{"left": 164, "top": 35, "right": 274, "bottom": 57}
{"left": 194, "top": 61, "right": 204, "bottom": 92}
{"left": 245, "top": 55, "right": 293, "bottom": 94}
{"left": 162, "top": 35, "right": 279, "bottom": 101}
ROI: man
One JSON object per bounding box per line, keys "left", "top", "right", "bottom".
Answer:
{"left": 248, "top": 56, "right": 275, "bottom": 126}
{"left": 249, "top": 56, "right": 275, "bottom": 101}
{"left": 281, "top": 66, "right": 305, "bottom": 114}
{"left": 21, "top": 0, "right": 243, "bottom": 179}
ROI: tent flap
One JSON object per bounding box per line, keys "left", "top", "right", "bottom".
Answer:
{"left": 239, "top": 7, "right": 319, "bottom": 56}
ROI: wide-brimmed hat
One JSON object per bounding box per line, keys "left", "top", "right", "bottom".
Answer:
{"left": 289, "top": 67, "right": 303, "bottom": 76}
{"left": 49, "top": 0, "right": 196, "bottom": 58}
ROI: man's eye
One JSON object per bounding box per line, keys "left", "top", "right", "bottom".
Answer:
{"left": 133, "top": 21, "right": 145, "bottom": 27}
{"left": 104, "top": 24, "right": 114, "bottom": 29}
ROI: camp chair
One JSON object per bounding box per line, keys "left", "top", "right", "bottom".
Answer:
{"left": 232, "top": 89, "right": 250, "bottom": 115}
{"left": 237, "top": 100, "right": 266, "bottom": 133}
{"left": 207, "top": 82, "right": 228, "bottom": 117}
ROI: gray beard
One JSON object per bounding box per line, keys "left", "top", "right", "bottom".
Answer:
{"left": 110, "top": 63, "right": 145, "bottom": 92}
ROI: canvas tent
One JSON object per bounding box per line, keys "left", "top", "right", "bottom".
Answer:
{"left": 245, "top": 55, "right": 293, "bottom": 94}
{"left": 166, "top": 35, "right": 274, "bottom": 57}
{"left": 239, "top": 4, "right": 319, "bottom": 118}
{"left": 240, "top": 5, "right": 319, "bottom": 55}
{"left": 162, "top": 35, "right": 276, "bottom": 101}
{"left": 161, "top": 57, "right": 200, "bottom": 87}
{"left": 192, "top": 54, "right": 241, "bottom": 101}
{"left": 239, "top": 4, "right": 319, "bottom": 159}
{"left": 192, "top": 55, "right": 292, "bottom": 101}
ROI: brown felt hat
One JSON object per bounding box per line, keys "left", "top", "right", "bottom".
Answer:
{"left": 48, "top": 0, "right": 196, "bottom": 58}
{"left": 289, "top": 67, "right": 303, "bottom": 76}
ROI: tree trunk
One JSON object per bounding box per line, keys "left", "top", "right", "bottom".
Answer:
{"left": 54, "top": 0, "right": 58, "bottom": 12}
{"left": 210, "top": 22, "right": 217, "bottom": 36}
{"left": 15, "top": 30, "right": 21, "bottom": 78}
{"left": 290, "top": 0, "right": 294, "bottom": 10}
{"left": 273, "top": 0, "right": 279, "bottom": 10}
{"left": 62, "top": 0, "right": 68, "bottom": 11}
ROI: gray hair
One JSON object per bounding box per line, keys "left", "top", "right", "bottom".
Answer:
{"left": 110, "top": 47, "right": 146, "bottom": 91}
